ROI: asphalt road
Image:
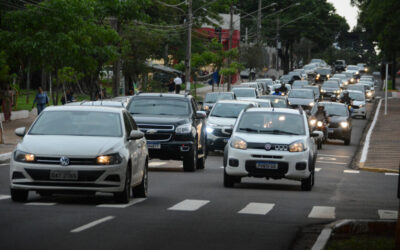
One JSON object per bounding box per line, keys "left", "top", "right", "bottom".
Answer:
{"left": 0, "top": 100, "right": 398, "bottom": 250}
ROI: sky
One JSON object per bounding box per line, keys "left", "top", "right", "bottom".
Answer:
{"left": 327, "top": 0, "right": 359, "bottom": 30}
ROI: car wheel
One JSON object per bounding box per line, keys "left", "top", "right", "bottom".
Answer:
{"left": 301, "top": 171, "right": 314, "bottom": 191}
{"left": 344, "top": 136, "right": 351, "bottom": 145}
{"left": 183, "top": 143, "right": 197, "bottom": 172}
{"left": 363, "top": 115, "right": 367, "bottom": 119}
{"left": 223, "top": 169, "right": 235, "bottom": 188}
{"left": 133, "top": 161, "right": 148, "bottom": 198}
{"left": 114, "top": 167, "right": 131, "bottom": 204}
{"left": 317, "top": 140, "right": 322, "bottom": 149}
{"left": 197, "top": 156, "right": 205, "bottom": 170}
{"left": 10, "top": 189, "right": 28, "bottom": 202}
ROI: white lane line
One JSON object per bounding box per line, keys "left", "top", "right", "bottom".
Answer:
{"left": 238, "top": 203, "right": 275, "bottom": 215}
{"left": 318, "top": 157, "right": 336, "bottom": 161}
{"left": 70, "top": 216, "right": 115, "bottom": 233}
{"left": 385, "top": 173, "right": 399, "bottom": 176}
{"left": 317, "top": 161, "right": 347, "bottom": 165}
{"left": 220, "top": 166, "right": 224, "bottom": 169}
{"left": 378, "top": 210, "right": 398, "bottom": 220}
{"left": 168, "top": 199, "right": 210, "bottom": 211}
{"left": 344, "top": 170, "right": 360, "bottom": 174}
{"left": 25, "top": 202, "right": 57, "bottom": 206}
{"left": 0, "top": 195, "right": 11, "bottom": 200}
{"left": 149, "top": 162, "right": 167, "bottom": 167}
{"left": 318, "top": 154, "right": 350, "bottom": 158}
{"left": 0, "top": 163, "right": 9, "bottom": 167}
{"left": 360, "top": 99, "right": 382, "bottom": 166}
{"left": 97, "top": 198, "right": 146, "bottom": 208}
{"left": 315, "top": 168, "right": 321, "bottom": 172}
{"left": 308, "top": 206, "right": 336, "bottom": 219}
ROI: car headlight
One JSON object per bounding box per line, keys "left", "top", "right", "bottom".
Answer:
{"left": 365, "top": 68, "right": 368, "bottom": 72}
{"left": 359, "top": 104, "right": 364, "bottom": 108}
{"left": 367, "top": 92, "right": 372, "bottom": 96}
{"left": 351, "top": 78, "right": 354, "bottom": 82}
{"left": 206, "top": 126, "right": 214, "bottom": 133}
{"left": 176, "top": 123, "right": 192, "bottom": 134}
{"left": 309, "top": 119, "right": 317, "bottom": 126}
{"left": 230, "top": 137, "right": 247, "bottom": 150}
{"left": 335, "top": 90, "right": 341, "bottom": 94}
{"left": 340, "top": 121, "right": 349, "bottom": 128}
{"left": 203, "top": 106, "right": 209, "bottom": 111}
{"left": 344, "top": 81, "right": 348, "bottom": 85}
{"left": 281, "top": 92, "right": 285, "bottom": 96}
{"left": 327, "top": 74, "right": 330, "bottom": 78}
{"left": 289, "top": 141, "right": 305, "bottom": 152}
{"left": 14, "top": 150, "right": 35, "bottom": 162}
{"left": 321, "top": 89, "right": 326, "bottom": 93}
{"left": 309, "top": 102, "right": 315, "bottom": 107}
{"left": 356, "top": 72, "right": 359, "bottom": 75}
{"left": 316, "top": 74, "right": 320, "bottom": 79}
{"left": 96, "top": 153, "right": 122, "bottom": 165}
{"left": 317, "top": 121, "right": 323, "bottom": 127}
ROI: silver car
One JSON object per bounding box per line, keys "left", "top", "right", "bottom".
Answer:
{"left": 9, "top": 106, "right": 148, "bottom": 204}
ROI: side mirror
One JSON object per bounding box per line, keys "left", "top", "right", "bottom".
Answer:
{"left": 196, "top": 111, "right": 207, "bottom": 119}
{"left": 15, "top": 127, "right": 26, "bottom": 137}
{"left": 311, "top": 131, "right": 323, "bottom": 138}
{"left": 128, "top": 130, "right": 144, "bottom": 140}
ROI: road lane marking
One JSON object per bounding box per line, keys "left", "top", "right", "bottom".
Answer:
{"left": 25, "top": 202, "right": 57, "bottom": 206}
{"left": 318, "top": 154, "right": 350, "bottom": 158}
{"left": 0, "top": 195, "right": 11, "bottom": 200}
{"left": 344, "top": 170, "right": 360, "bottom": 174}
{"left": 70, "top": 216, "right": 115, "bottom": 233}
{"left": 315, "top": 168, "right": 321, "bottom": 172}
{"left": 238, "top": 203, "right": 275, "bottom": 215}
{"left": 149, "top": 162, "right": 167, "bottom": 167}
{"left": 378, "top": 210, "right": 398, "bottom": 220}
{"left": 0, "top": 163, "right": 9, "bottom": 167}
{"left": 318, "top": 157, "right": 336, "bottom": 161}
{"left": 168, "top": 199, "right": 210, "bottom": 211}
{"left": 308, "top": 206, "right": 336, "bottom": 219}
{"left": 360, "top": 99, "right": 382, "bottom": 166}
{"left": 220, "top": 166, "right": 224, "bottom": 169}
{"left": 97, "top": 198, "right": 146, "bottom": 208}
{"left": 317, "top": 161, "right": 347, "bottom": 165}
{"left": 385, "top": 173, "right": 399, "bottom": 176}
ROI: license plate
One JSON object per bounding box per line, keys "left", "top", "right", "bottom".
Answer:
{"left": 328, "top": 128, "right": 334, "bottom": 133}
{"left": 50, "top": 170, "right": 78, "bottom": 180}
{"left": 256, "top": 162, "right": 278, "bottom": 170}
{"left": 147, "top": 142, "right": 161, "bottom": 149}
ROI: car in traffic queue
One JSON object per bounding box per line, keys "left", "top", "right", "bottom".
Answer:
{"left": 223, "top": 107, "right": 320, "bottom": 191}
{"left": 302, "top": 85, "right": 321, "bottom": 101}
{"left": 332, "top": 73, "right": 349, "bottom": 88}
{"left": 259, "top": 95, "right": 289, "bottom": 108}
{"left": 340, "top": 90, "right": 367, "bottom": 119}
{"left": 232, "top": 87, "right": 258, "bottom": 100}
{"left": 293, "top": 69, "right": 308, "bottom": 80}
{"left": 314, "top": 68, "right": 332, "bottom": 83}
{"left": 127, "top": 93, "right": 207, "bottom": 172}
{"left": 346, "top": 65, "right": 361, "bottom": 80}
{"left": 292, "top": 80, "right": 310, "bottom": 89}
{"left": 343, "top": 71, "right": 357, "bottom": 84}
{"left": 9, "top": 106, "right": 148, "bottom": 204}
{"left": 287, "top": 88, "right": 317, "bottom": 111}
{"left": 280, "top": 74, "right": 301, "bottom": 85}
{"left": 320, "top": 80, "right": 341, "bottom": 99}
{"left": 270, "top": 83, "right": 292, "bottom": 95}
{"left": 288, "top": 71, "right": 305, "bottom": 81}
{"left": 239, "top": 82, "right": 264, "bottom": 96}
{"left": 256, "top": 78, "right": 274, "bottom": 94}
{"left": 334, "top": 60, "right": 347, "bottom": 72}
{"left": 310, "top": 58, "right": 327, "bottom": 67}
{"left": 346, "top": 84, "right": 372, "bottom": 102}
{"left": 360, "top": 75, "right": 376, "bottom": 85}
{"left": 206, "top": 100, "right": 258, "bottom": 152}
{"left": 201, "top": 92, "right": 236, "bottom": 115}
{"left": 358, "top": 81, "right": 375, "bottom": 100}
{"left": 357, "top": 63, "right": 368, "bottom": 73}
{"left": 242, "top": 98, "right": 272, "bottom": 108}
{"left": 310, "top": 102, "right": 352, "bottom": 145}
{"left": 303, "top": 63, "right": 318, "bottom": 79}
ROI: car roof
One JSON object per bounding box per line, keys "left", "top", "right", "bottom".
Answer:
{"left": 133, "top": 93, "right": 191, "bottom": 99}
{"left": 232, "top": 87, "right": 255, "bottom": 90}
{"left": 290, "top": 88, "right": 313, "bottom": 92}
{"left": 346, "top": 90, "right": 364, "bottom": 94}
{"left": 318, "top": 101, "right": 346, "bottom": 107}
{"left": 44, "top": 105, "right": 124, "bottom": 113}
{"left": 66, "top": 100, "right": 126, "bottom": 107}
{"left": 241, "top": 98, "right": 271, "bottom": 103}
{"left": 246, "top": 107, "right": 302, "bottom": 115}
{"left": 215, "top": 100, "right": 256, "bottom": 105}
{"left": 260, "top": 95, "right": 287, "bottom": 99}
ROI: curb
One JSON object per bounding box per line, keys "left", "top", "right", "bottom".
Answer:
{"left": 359, "top": 166, "right": 399, "bottom": 173}
{"left": 0, "top": 152, "right": 11, "bottom": 164}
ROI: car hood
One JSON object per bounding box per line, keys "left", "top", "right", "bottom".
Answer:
{"left": 288, "top": 98, "right": 314, "bottom": 105}
{"left": 322, "top": 87, "right": 339, "bottom": 92}
{"left": 236, "top": 96, "right": 255, "bottom": 100}
{"left": 207, "top": 116, "right": 236, "bottom": 127}
{"left": 328, "top": 116, "right": 348, "bottom": 124}
{"left": 352, "top": 100, "right": 365, "bottom": 106}
{"left": 133, "top": 114, "right": 190, "bottom": 126}
{"left": 233, "top": 133, "right": 306, "bottom": 145}
{"left": 18, "top": 135, "right": 122, "bottom": 157}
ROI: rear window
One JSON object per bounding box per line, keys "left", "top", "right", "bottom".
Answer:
{"left": 129, "top": 97, "right": 190, "bottom": 116}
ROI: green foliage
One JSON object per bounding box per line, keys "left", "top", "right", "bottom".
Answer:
{"left": 0, "top": 51, "right": 9, "bottom": 86}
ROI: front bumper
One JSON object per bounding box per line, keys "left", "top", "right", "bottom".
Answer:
{"left": 9, "top": 159, "right": 126, "bottom": 192}
{"left": 327, "top": 126, "right": 351, "bottom": 140}
{"left": 207, "top": 132, "right": 229, "bottom": 151}
{"left": 225, "top": 147, "right": 311, "bottom": 181}
{"left": 148, "top": 140, "right": 195, "bottom": 160}
{"left": 351, "top": 107, "right": 366, "bottom": 117}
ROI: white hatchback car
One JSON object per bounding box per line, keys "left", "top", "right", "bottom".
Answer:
{"left": 9, "top": 106, "right": 148, "bottom": 203}
{"left": 223, "top": 108, "right": 320, "bottom": 190}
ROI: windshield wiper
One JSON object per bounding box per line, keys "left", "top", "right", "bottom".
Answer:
{"left": 260, "top": 130, "right": 300, "bottom": 135}
{"left": 239, "top": 127, "right": 259, "bottom": 133}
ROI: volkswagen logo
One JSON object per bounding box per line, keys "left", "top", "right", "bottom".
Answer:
{"left": 60, "top": 156, "right": 70, "bottom": 166}
{"left": 264, "top": 144, "right": 272, "bottom": 151}
{"left": 146, "top": 129, "right": 157, "bottom": 134}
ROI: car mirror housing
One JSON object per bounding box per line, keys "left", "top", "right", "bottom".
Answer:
{"left": 15, "top": 127, "right": 26, "bottom": 137}
{"left": 196, "top": 111, "right": 207, "bottom": 119}
{"left": 129, "top": 130, "right": 144, "bottom": 140}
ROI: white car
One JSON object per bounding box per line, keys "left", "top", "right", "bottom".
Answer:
{"left": 9, "top": 106, "right": 148, "bottom": 203}
{"left": 241, "top": 98, "right": 271, "bottom": 108}
{"left": 232, "top": 87, "right": 258, "bottom": 100}
{"left": 341, "top": 90, "right": 367, "bottom": 119}
{"left": 239, "top": 82, "right": 263, "bottom": 96}
{"left": 223, "top": 108, "right": 320, "bottom": 191}
{"left": 346, "top": 65, "right": 361, "bottom": 77}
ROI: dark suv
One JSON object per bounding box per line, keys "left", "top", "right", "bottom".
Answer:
{"left": 127, "top": 93, "right": 207, "bottom": 172}
{"left": 334, "top": 60, "right": 346, "bottom": 72}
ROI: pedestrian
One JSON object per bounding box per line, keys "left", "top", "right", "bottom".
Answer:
{"left": 1, "top": 85, "right": 13, "bottom": 122}
{"left": 174, "top": 74, "right": 182, "bottom": 94}
{"left": 61, "top": 89, "right": 74, "bottom": 105}
{"left": 168, "top": 77, "right": 175, "bottom": 93}
{"left": 32, "top": 86, "right": 49, "bottom": 115}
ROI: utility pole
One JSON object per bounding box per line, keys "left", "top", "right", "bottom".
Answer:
{"left": 276, "top": 16, "right": 280, "bottom": 72}
{"left": 256, "top": 0, "right": 262, "bottom": 44}
{"left": 227, "top": 3, "right": 234, "bottom": 91}
{"left": 185, "top": 0, "right": 193, "bottom": 93}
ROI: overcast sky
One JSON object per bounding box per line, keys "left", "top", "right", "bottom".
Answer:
{"left": 327, "top": 0, "right": 359, "bottom": 30}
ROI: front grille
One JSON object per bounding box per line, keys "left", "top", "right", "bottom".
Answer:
{"left": 245, "top": 161, "right": 288, "bottom": 176}
{"left": 25, "top": 169, "right": 105, "bottom": 182}
{"left": 247, "top": 143, "right": 289, "bottom": 151}
{"left": 329, "top": 123, "right": 339, "bottom": 128}
{"left": 251, "top": 155, "right": 283, "bottom": 159}
{"left": 35, "top": 156, "right": 97, "bottom": 165}
{"left": 352, "top": 105, "right": 360, "bottom": 109}
{"left": 212, "top": 128, "right": 230, "bottom": 137}
{"left": 145, "top": 133, "right": 172, "bottom": 141}
{"left": 138, "top": 124, "right": 174, "bottom": 130}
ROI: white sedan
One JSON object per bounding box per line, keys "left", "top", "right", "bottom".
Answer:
{"left": 9, "top": 106, "right": 148, "bottom": 203}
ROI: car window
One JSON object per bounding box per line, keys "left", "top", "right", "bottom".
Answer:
{"left": 129, "top": 98, "right": 190, "bottom": 116}
{"left": 323, "top": 82, "right": 339, "bottom": 88}
{"left": 312, "top": 104, "right": 348, "bottom": 116}
{"left": 289, "top": 90, "right": 314, "bottom": 99}
{"left": 123, "top": 112, "right": 133, "bottom": 135}
{"left": 232, "top": 88, "right": 256, "bottom": 97}
{"left": 210, "top": 103, "right": 249, "bottom": 118}
{"left": 125, "top": 111, "right": 138, "bottom": 130}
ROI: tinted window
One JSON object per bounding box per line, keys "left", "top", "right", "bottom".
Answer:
{"left": 312, "top": 104, "right": 348, "bottom": 117}
{"left": 123, "top": 113, "right": 133, "bottom": 135}
{"left": 210, "top": 103, "right": 249, "bottom": 118}
{"left": 129, "top": 98, "right": 190, "bottom": 116}
{"left": 323, "top": 82, "right": 339, "bottom": 88}
{"left": 29, "top": 111, "right": 122, "bottom": 137}
{"left": 232, "top": 88, "right": 256, "bottom": 97}
{"left": 288, "top": 90, "right": 314, "bottom": 99}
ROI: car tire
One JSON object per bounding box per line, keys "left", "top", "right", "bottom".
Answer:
{"left": 223, "top": 169, "right": 235, "bottom": 188}
{"left": 344, "top": 136, "right": 351, "bottom": 145}
{"left": 197, "top": 156, "right": 205, "bottom": 170}
{"left": 183, "top": 143, "right": 197, "bottom": 172}
{"left": 10, "top": 189, "right": 28, "bottom": 202}
{"left": 363, "top": 115, "right": 367, "bottom": 119}
{"left": 133, "top": 162, "right": 148, "bottom": 198}
{"left": 301, "top": 171, "right": 314, "bottom": 191}
{"left": 114, "top": 166, "right": 131, "bottom": 204}
{"left": 317, "top": 140, "right": 322, "bottom": 149}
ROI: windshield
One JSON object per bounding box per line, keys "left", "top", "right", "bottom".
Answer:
{"left": 335, "top": 61, "right": 344, "bottom": 65}
{"left": 293, "top": 81, "right": 308, "bottom": 87}
{"left": 242, "top": 83, "right": 258, "bottom": 88}
{"left": 323, "top": 82, "right": 339, "bottom": 88}
{"left": 303, "top": 87, "right": 319, "bottom": 96}
{"left": 348, "top": 92, "right": 365, "bottom": 101}
{"left": 311, "top": 59, "right": 321, "bottom": 63}
{"left": 333, "top": 74, "right": 346, "bottom": 79}
{"left": 316, "top": 69, "right": 330, "bottom": 74}
{"left": 210, "top": 103, "right": 248, "bottom": 118}
{"left": 288, "top": 90, "right": 313, "bottom": 99}
{"left": 304, "top": 65, "right": 315, "bottom": 70}
{"left": 29, "top": 111, "right": 122, "bottom": 137}
{"left": 236, "top": 112, "right": 305, "bottom": 135}
{"left": 232, "top": 88, "right": 256, "bottom": 97}
{"left": 347, "top": 85, "right": 365, "bottom": 92}
{"left": 204, "top": 93, "right": 233, "bottom": 103}
{"left": 129, "top": 98, "right": 189, "bottom": 116}
{"left": 257, "top": 101, "right": 271, "bottom": 108}
{"left": 280, "top": 75, "right": 291, "bottom": 80}
{"left": 313, "top": 104, "right": 348, "bottom": 117}
{"left": 347, "top": 66, "right": 359, "bottom": 71}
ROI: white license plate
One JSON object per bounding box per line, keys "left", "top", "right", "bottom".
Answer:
{"left": 49, "top": 170, "right": 78, "bottom": 180}
{"left": 328, "top": 128, "right": 334, "bottom": 133}
{"left": 147, "top": 142, "right": 161, "bottom": 149}
{"left": 256, "top": 162, "right": 278, "bottom": 170}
